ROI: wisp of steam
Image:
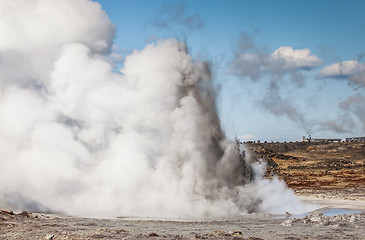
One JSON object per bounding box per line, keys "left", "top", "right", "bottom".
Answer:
{"left": 0, "top": 0, "right": 315, "bottom": 218}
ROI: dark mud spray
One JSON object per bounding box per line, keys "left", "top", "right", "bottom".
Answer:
{"left": 0, "top": 0, "right": 315, "bottom": 218}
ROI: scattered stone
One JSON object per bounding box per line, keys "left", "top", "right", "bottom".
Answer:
{"left": 148, "top": 232, "right": 159, "bottom": 237}
{"left": 0, "top": 208, "right": 364, "bottom": 239}
{"left": 90, "top": 233, "right": 107, "bottom": 238}
{"left": 17, "top": 211, "right": 30, "bottom": 217}
{"left": 285, "top": 211, "right": 292, "bottom": 218}
{"left": 0, "top": 209, "right": 14, "bottom": 215}
{"left": 115, "top": 228, "right": 128, "bottom": 234}
{"left": 195, "top": 230, "right": 244, "bottom": 239}
{"left": 232, "top": 231, "right": 243, "bottom": 236}
{"left": 331, "top": 215, "right": 342, "bottom": 221}
{"left": 281, "top": 219, "right": 293, "bottom": 226}
{"left": 44, "top": 234, "right": 55, "bottom": 240}
{"left": 307, "top": 212, "right": 325, "bottom": 223}
{"left": 348, "top": 215, "right": 356, "bottom": 223}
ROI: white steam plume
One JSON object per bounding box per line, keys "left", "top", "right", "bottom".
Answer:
{"left": 0, "top": 0, "right": 315, "bottom": 218}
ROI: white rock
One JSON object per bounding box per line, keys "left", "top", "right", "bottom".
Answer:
{"left": 349, "top": 215, "right": 356, "bottom": 223}
{"left": 281, "top": 219, "right": 292, "bottom": 226}
{"left": 308, "top": 212, "right": 323, "bottom": 223}
{"left": 44, "top": 234, "right": 55, "bottom": 240}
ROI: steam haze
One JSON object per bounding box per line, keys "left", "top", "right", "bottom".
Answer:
{"left": 230, "top": 32, "right": 365, "bottom": 136}
{"left": 230, "top": 33, "right": 321, "bottom": 134}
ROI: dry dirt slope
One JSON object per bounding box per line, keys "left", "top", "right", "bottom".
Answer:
{"left": 246, "top": 141, "right": 365, "bottom": 199}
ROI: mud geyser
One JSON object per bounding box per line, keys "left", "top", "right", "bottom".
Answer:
{"left": 0, "top": 0, "right": 315, "bottom": 218}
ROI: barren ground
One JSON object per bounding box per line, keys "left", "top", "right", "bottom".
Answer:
{"left": 1, "top": 142, "right": 364, "bottom": 240}
{"left": 1, "top": 209, "right": 365, "bottom": 240}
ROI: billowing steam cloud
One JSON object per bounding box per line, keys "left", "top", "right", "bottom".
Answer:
{"left": 0, "top": 0, "right": 314, "bottom": 218}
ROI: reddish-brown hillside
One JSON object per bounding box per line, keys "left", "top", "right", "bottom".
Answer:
{"left": 246, "top": 142, "right": 365, "bottom": 198}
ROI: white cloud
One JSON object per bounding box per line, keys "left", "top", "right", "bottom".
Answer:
{"left": 318, "top": 60, "right": 363, "bottom": 78}
{"left": 318, "top": 60, "right": 365, "bottom": 88}
{"left": 268, "top": 46, "right": 322, "bottom": 70}
{"left": 231, "top": 45, "right": 321, "bottom": 82}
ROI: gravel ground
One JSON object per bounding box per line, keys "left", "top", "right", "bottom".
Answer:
{"left": 1, "top": 204, "right": 365, "bottom": 240}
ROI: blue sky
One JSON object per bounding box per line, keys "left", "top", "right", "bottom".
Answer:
{"left": 96, "top": 0, "right": 365, "bottom": 141}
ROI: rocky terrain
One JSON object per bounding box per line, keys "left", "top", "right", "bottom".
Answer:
{"left": 1, "top": 141, "right": 364, "bottom": 239}
{"left": 1, "top": 208, "right": 365, "bottom": 240}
